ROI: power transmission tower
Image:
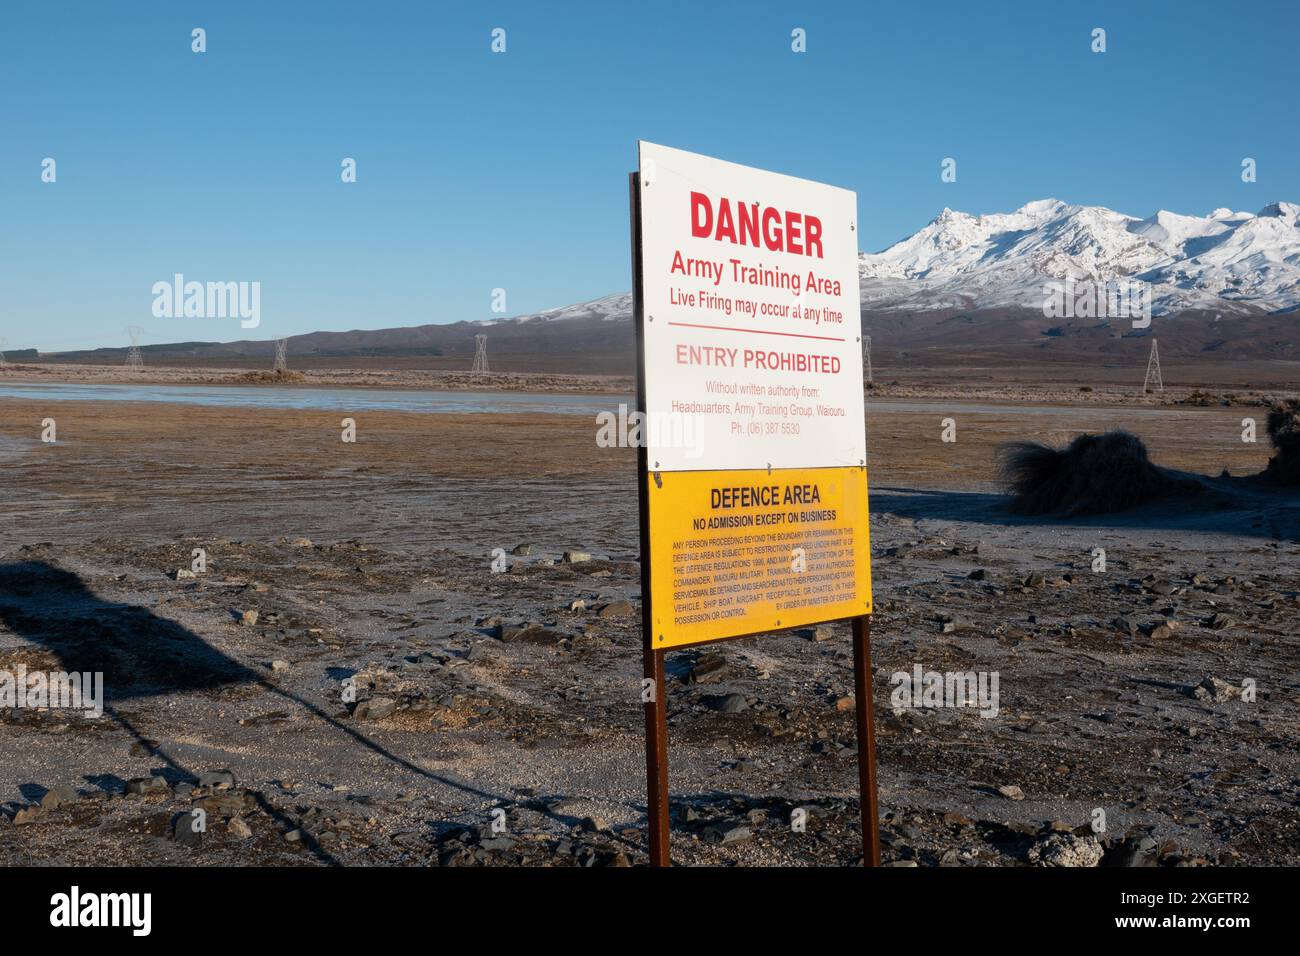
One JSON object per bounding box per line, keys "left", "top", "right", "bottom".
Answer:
{"left": 125, "top": 326, "right": 145, "bottom": 371}
{"left": 1143, "top": 338, "right": 1163, "bottom": 394}
{"left": 0, "top": 336, "right": 8, "bottom": 369}
{"left": 273, "top": 338, "right": 288, "bottom": 374}
{"left": 863, "top": 335, "right": 873, "bottom": 384}
{"left": 471, "top": 334, "right": 489, "bottom": 374}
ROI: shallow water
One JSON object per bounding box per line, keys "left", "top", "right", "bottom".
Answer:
{"left": 0, "top": 382, "right": 628, "bottom": 415}
{"left": 0, "top": 382, "right": 1182, "bottom": 423}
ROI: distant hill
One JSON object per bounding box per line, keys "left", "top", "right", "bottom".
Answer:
{"left": 28, "top": 199, "right": 1300, "bottom": 372}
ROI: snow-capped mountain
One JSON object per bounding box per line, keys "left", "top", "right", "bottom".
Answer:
{"left": 472, "top": 200, "right": 1300, "bottom": 326}
{"left": 858, "top": 199, "right": 1300, "bottom": 315}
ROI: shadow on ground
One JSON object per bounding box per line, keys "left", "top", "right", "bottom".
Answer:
{"left": 870, "top": 477, "right": 1300, "bottom": 543}
{"left": 0, "top": 560, "right": 641, "bottom": 861}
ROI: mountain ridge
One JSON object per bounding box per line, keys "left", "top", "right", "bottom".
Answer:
{"left": 857, "top": 198, "right": 1300, "bottom": 315}
{"left": 25, "top": 199, "right": 1300, "bottom": 369}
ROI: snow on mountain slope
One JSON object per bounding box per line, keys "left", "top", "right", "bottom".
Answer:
{"left": 479, "top": 292, "right": 631, "bottom": 326}
{"left": 475, "top": 201, "right": 1298, "bottom": 328}
{"left": 858, "top": 199, "right": 1300, "bottom": 314}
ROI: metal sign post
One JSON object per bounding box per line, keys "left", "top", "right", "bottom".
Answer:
{"left": 852, "top": 615, "right": 882, "bottom": 866}
{"left": 631, "top": 170, "right": 673, "bottom": 867}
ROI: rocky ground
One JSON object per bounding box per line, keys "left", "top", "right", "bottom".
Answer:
{"left": 0, "top": 391, "right": 1297, "bottom": 867}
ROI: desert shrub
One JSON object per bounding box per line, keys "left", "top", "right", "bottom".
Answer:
{"left": 1263, "top": 399, "right": 1300, "bottom": 486}
{"left": 238, "top": 369, "right": 307, "bottom": 384}
{"left": 998, "top": 431, "right": 1184, "bottom": 516}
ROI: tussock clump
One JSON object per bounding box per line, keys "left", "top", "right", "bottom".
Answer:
{"left": 238, "top": 369, "right": 307, "bottom": 384}
{"left": 998, "top": 431, "right": 1185, "bottom": 516}
{"left": 1263, "top": 399, "right": 1300, "bottom": 486}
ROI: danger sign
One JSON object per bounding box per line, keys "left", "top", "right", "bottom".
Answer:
{"left": 629, "top": 143, "right": 881, "bottom": 868}
{"left": 634, "top": 142, "right": 871, "bottom": 648}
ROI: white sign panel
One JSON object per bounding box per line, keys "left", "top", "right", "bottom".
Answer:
{"left": 637, "top": 141, "right": 866, "bottom": 472}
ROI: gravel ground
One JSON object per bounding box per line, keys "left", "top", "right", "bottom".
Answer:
{"left": 1, "top": 392, "right": 1297, "bottom": 866}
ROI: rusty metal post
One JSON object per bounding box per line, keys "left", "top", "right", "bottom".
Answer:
{"left": 643, "top": 645, "right": 670, "bottom": 866}
{"left": 630, "top": 168, "right": 672, "bottom": 866}
{"left": 852, "top": 615, "right": 881, "bottom": 866}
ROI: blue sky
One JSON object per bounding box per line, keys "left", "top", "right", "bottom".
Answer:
{"left": 2, "top": 0, "right": 1296, "bottom": 351}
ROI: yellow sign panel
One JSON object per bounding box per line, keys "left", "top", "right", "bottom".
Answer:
{"left": 647, "top": 466, "right": 871, "bottom": 649}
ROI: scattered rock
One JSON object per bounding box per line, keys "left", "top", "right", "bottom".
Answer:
{"left": 194, "top": 792, "right": 249, "bottom": 818}
{"left": 197, "top": 770, "right": 237, "bottom": 790}
{"left": 226, "top": 817, "right": 253, "bottom": 840}
{"left": 174, "top": 568, "right": 196, "bottom": 580}
{"left": 834, "top": 695, "right": 856, "bottom": 712}
{"left": 13, "top": 806, "right": 42, "bottom": 825}
{"left": 967, "top": 568, "right": 987, "bottom": 581}
{"left": 1147, "top": 621, "right": 1176, "bottom": 640}
{"left": 1104, "top": 835, "right": 1158, "bottom": 867}
{"left": 597, "top": 599, "right": 634, "bottom": 619}
{"left": 292, "top": 537, "right": 313, "bottom": 547}
{"left": 1191, "top": 676, "right": 1241, "bottom": 702}
{"left": 510, "top": 543, "right": 533, "bottom": 556}
{"left": 353, "top": 697, "right": 397, "bottom": 721}
{"left": 684, "top": 653, "right": 729, "bottom": 685}
{"left": 561, "top": 550, "right": 592, "bottom": 564}
{"left": 1027, "top": 833, "right": 1104, "bottom": 867}
{"left": 40, "top": 785, "right": 78, "bottom": 810}
{"left": 1111, "top": 616, "right": 1138, "bottom": 636}
{"left": 172, "top": 811, "right": 204, "bottom": 848}
{"left": 703, "top": 823, "right": 753, "bottom": 846}
{"left": 702, "top": 693, "right": 749, "bottom": 714}
{"left": 240, "top": 609, "right": 260, "bottom": 627}
{"left": 498, "top": 621, "right": 566, "bottom": 644}
{"left": 126, "top": 776, "right": 171, "bottom": 796}
{"left": 270, "top": 659, "right": 291, "bottom": 674}
{"left": 997, "top": 784, "right": 1025, "bottom": 801}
